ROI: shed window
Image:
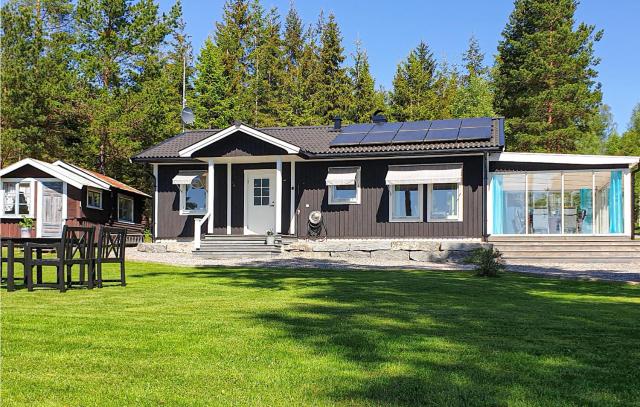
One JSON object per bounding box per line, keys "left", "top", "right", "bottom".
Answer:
{"left": 87, "top": 188, "right": 103, "bottom": 209}
{"left": 326, "top": 167, "right": 361, "bottom": 205}
{"left": 117, "top": 195, "right": 134, "bottom": 223}
{"left": 2, "top": 181, "right": 33, "bottom": 217}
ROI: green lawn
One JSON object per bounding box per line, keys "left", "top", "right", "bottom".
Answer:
{"left": 2, "top": 262, "right": 640, "bottom": 406}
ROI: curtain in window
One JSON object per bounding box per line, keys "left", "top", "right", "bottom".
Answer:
{"left": 492, "top": 175, "right": 504, "bottom": 234}
{"left": 608, "top": 171, "right": 623, "bottom": 233}
{"left": 579, "top": 188, "right": 593, "bottom": 234}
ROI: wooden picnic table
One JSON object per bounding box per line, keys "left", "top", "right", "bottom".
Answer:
{"left": 1, "top": 237, "right": 62, "bottom": 291}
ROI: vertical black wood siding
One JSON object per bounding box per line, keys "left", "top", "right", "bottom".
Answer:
{"left": 295, "top": 156, "right": 484, "bottom": 238}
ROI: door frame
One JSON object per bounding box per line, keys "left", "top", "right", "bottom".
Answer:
{"left": 243, "top": 169, "right": 276, "bottom": 235}
{"left": 36, "top": 178, "right": 67, "bottom": 238}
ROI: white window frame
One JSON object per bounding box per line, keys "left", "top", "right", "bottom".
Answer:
{"left": 117, "top": 194, "right": 135, "bottom": 223}
{"left": 1, "top": 178, "right": 35, "bottom": 218}
{"left": 179, "top": 178, "right": 208, "bottom": 216}
{"left": 389, "top": 184, "right": 423, "bottom": 222}
{"left": 327, "top": 167, "right": 361, "bottom": 205}
{"left": 427, "top": 183, "right": 464, "bottom": 222}
{"left": 86, "top": 187, "right": 103, "bottom": 210}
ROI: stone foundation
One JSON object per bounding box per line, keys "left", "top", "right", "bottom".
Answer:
{"left": 137, "top": 240, "right": 192, "bottom": 253}
{"left": 284, "top": 239, "right": 491, "bottom": 263}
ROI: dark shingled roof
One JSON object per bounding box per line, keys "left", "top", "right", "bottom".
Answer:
{"left": 133, "top": 118, "right": 504, "bottom": 161}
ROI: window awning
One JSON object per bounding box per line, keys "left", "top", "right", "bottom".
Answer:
{"left": 172, "top": 173, "right": 198, "bottom": 185}
{"left": 326, "top": 167, "right": 359, "bottom": 186}
{"left": 385, "top": 164, "right": 462, "bottom": 185}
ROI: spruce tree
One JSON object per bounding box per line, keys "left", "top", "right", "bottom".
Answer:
{"left": 347, "top": 40, "right": 383, "bottom": 123}
{"left": 297, "top": 23, "right": 323, "bottom": 124}
{"left": 281, "top": 4, "right": 306, "bottom": 125}
{"left": 193, "top": 38, "right": 231, "bottom": 128}
{"left": 390, "top": 41, "right": 438, "bottom": 121}
{"left": 316, "top": 13, "right": 350, "bottom": 124}
{"left": 452, "top": 36, "right": 494, "bottom": 118}
{"left": 494, "top": 0, "right": 603, "bottom": 153}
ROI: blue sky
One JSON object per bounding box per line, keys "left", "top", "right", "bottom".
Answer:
{"left": 159, "top": 0, "right": 640, "bottom": 130}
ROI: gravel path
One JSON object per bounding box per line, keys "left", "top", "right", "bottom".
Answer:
{"left": 127, "top": 250, "right": 640, "bottom": 283}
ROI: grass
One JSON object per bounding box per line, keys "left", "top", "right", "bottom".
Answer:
{"left": 2, "top": 262, "right": 640, "bottom": 406}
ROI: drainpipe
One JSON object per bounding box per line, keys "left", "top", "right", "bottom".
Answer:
{"left": 633, "top": 167, "right": 638, "bottom": 240}
{"left": 482, "top": 152, "right": 488, "bottom": 242}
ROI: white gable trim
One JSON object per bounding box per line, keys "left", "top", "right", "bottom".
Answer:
{"left": 178, "top": 124, "right": 301, "bottom": 157}
{"left": 52, "top": 161, "right": 111, "bottom": 190}
{"left": 0, "top": 158, "right": 95, "bottom": 190}
{"left": 489, "top": 152, "right": 640, "bottom": 168}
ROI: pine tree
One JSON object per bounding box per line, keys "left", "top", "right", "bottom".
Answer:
{"left": 74, "top": 0, "right": 176, "bottom": 183}
{"left": 315, "top": 13, "right": 351, "bottom": 124}
{"left": 494, "top": 0, "right": 603, "bottom": 153}
{"left": 347, "top": 40, "right": 383, "bottom": 123}
{"left": 462, "top": 35, "right": 486, "bottom": 78}
{"left": 0, "top": 0, "right": 83, "bottom": 166}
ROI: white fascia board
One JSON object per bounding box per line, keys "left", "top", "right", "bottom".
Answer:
{"left": 52, "top": 161, "right": 111, "bottom": 190}
{"left": 178, "top": 124, "right": 301, "bottom": 157}
{"left": 0, "top": 158, "right": 89, "bottom": 189}
{"left": 489, "top": 152, "right": 640, "bottom": 167}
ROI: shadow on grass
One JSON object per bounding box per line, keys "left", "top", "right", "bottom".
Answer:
{"left": 133, "top": 264, "right": 640, "bottom": 405}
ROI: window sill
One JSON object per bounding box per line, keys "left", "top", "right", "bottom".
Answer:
{"left": 179, "top": 210, "right": 207, "bottom": 216}
{"left": 427, "top": 218, "right": 463, "bottom": 223}
{"left": 389, "top": 218, "right": 423, "bottom": 223}
{"left": 86, "top": 205, "right": 103, "bottom": 210}
{"left": 328, "top": 201, "right": 360, "bottom": 205}
{"left": 1, "top": 214, "right": 34, "bottom": 219}
{"left": 117, "top": 219, "right": 136, "bottom": 224}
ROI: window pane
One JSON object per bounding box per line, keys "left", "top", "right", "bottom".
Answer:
{"left": 254, "top": 197, "right": 261, "bottom": 206}
{"left": 118, "top": 197, "right": 134, "bottom": 222}
{"left": 3, "top": 182, "right": 16, "bottom": 214}
{"left": 430, "top": 183, "right": 458, "bottom": 220}
{"left": 528, "top": 173, "right": 562, "bottom": 234}
{"left": 333, "top": 185, "right": 357, "bottom": 202}
{"left": 563, "top": 172, "right": 593, "bottom": 234}
{"left": 88, "top": 190, "right": 101, "bottom": 208}
{"left": 393, "top": 185, "right": 419, "bottom": 219}
{"left": 18, "top": 183, "right": 31, "bottom": 214}
{"left": 492, "top": 174, "right": 526, "bottom": 234}
{"left": 262, "top": 178, "right": 269, "bottom": 187}
{"left": 262, "top": 197, "right": 269, "bottom": 206}
{"left": 594, "top": 171, "right": 624, "bottom": 234}
{"left": 185, "top": 184, "right": 206, "bottom": 210}
{"left": 254, "top": 187, "right": 262, "bottom": 198}
{"left": 254, "top": 179, "right": 261, "bottom": 188}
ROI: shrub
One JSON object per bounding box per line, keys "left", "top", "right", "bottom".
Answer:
{"left": 18, "top": 216, "right": 34, "bottom": 229}
{"left": 465, "top": 247, "right": 505, "bottom": 277}
{"left": 143, "top": 228, "right": 152, "bottom": 243}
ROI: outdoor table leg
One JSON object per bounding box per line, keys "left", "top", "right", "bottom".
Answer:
{"left": 37, "top": 248, "right": 43, "bottom": 284}
{"left": 7, "top": 240, "right": 15, "bottom": 292}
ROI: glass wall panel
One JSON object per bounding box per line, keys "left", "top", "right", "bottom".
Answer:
{"left": 594, "top": 171, "right": 624, "bottom": 233}
{"left": 563, "top": 172, "right": 593, "bottom": 234}
{"left": 528, "top": 173, "right": 562, "bottom": 234}
{"left": 491, "top": 173, "right": 526, "bottom": 234}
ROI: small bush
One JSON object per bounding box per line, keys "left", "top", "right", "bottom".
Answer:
{"left": 465, "top": 247, "right": 505, "bottom": 277}
{"left": 143, "top": 228, "right": 152, "bottom": 243}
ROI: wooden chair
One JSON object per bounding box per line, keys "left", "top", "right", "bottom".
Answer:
{"left": 95, "top": 227, "right": 127, "bottom": 288}
{"left": 25, "top": 226, "right": 95, "bottom": 292}
{"left": 2, "top": 240, "right": 29, "bottom": 291}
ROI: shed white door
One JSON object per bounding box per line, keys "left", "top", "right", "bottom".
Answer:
{"left": 41, "top": 181, "right": 64, "bottom": 237}
{"left": 245, "top": 170, "right": 276, "bottom": 235}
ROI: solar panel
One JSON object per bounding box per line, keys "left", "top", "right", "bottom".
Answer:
{"left": 460, "top": 117, "right": 492, "bottom": 128}
{"left": 329, "top": 132, "right": 368, "bottom": 146}
{"left": 398, "top": 120, "right": 431, "bottom": 131}
{"left": 341, "top": 123, "right": 374, "bottom": 133}
{"left": 392, "top": 130, "right": 427, "bottom": 143}
{"left": 360, "top": 132, "right": 396, "bottom": 144}
{"left": 368, "top": 122, "right": 402, "bottom": 133}
{"left": 430, "top": 118, "right": 462, "bottom": 130}
{"left": 425, "top": 128, "right": 460, "bottom": 142}
{"left": 457, "top": 126, "right": 492, "bottom": 140}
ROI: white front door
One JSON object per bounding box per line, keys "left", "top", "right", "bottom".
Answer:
{"left": 245, "top": 170, "right": 276, "bottom": 235}
{"left": 40, "top": 181, "right": 64, "bottom": 237}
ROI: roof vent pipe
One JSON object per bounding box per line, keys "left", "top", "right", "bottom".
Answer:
{"left": 372, "top": 110, "right": 387, "bottom": 123}
{"left": 333, "top": 116, "right": 342, "bottom": 130}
